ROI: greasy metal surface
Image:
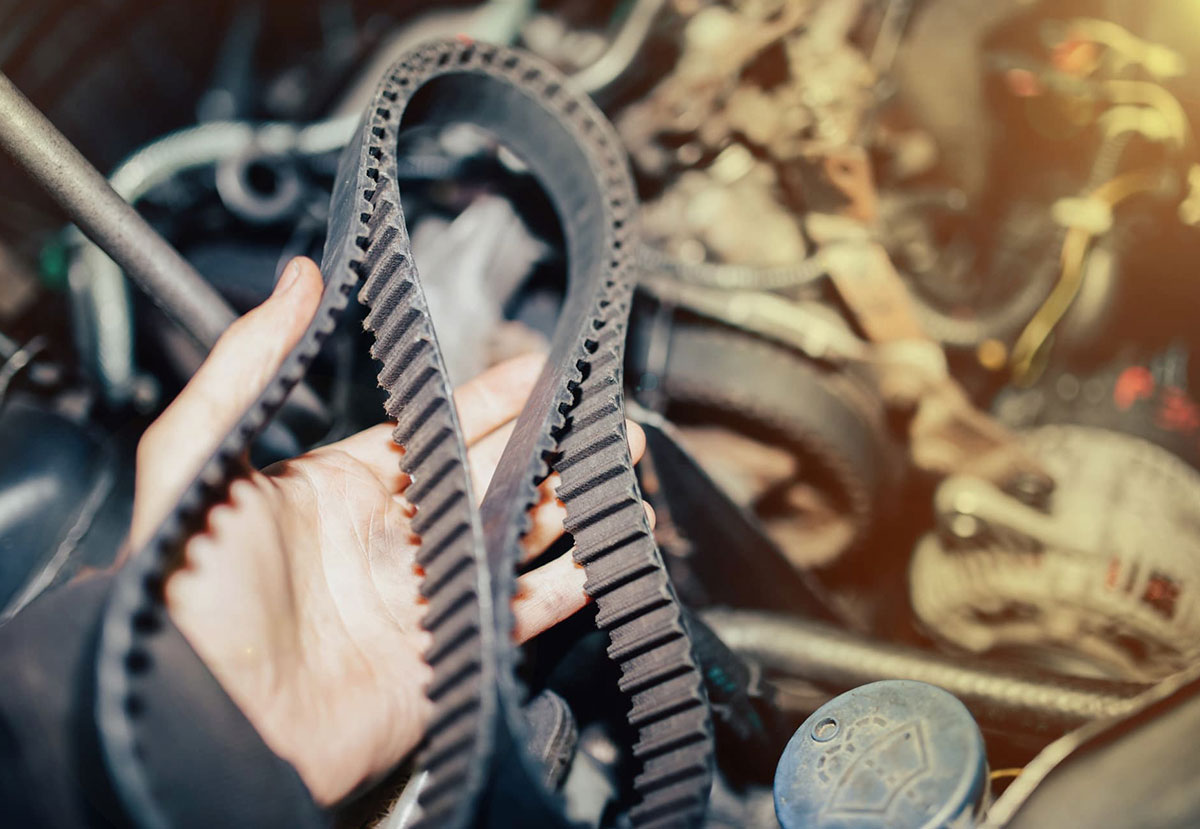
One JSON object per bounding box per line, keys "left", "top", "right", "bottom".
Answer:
{"left": 94, "top": 40, "right": 711, "bottom": 829}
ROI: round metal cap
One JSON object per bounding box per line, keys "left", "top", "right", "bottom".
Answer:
{"left": 774, "top": 680, "right": 987, "bottom": 829}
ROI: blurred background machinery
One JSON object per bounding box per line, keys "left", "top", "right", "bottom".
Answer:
{"left": 6, "top": 0, "right": 1200, "bottom": 826}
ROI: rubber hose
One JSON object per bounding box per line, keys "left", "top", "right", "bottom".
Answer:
{"left": 702, "top": 609, "right": 1147, "bottom": 738}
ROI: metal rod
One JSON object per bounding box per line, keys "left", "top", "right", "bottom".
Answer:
{"left": 0, "top": 71, "right": 236, "bottom": 349}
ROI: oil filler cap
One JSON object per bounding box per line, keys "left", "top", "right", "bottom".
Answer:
{"left": 774, "top": 680, "right": 987, "bottom": 829}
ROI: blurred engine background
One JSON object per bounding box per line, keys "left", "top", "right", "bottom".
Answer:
{"left": 5, "top": 0, "right": 1200, "bottom": 825}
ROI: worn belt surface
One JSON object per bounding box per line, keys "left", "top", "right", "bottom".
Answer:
{"left": 94, "top": 39, "right": 713, "bottom": 829}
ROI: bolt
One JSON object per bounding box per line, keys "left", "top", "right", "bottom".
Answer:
{"left": 812, "top": 717, "right": 839, "bottom": 742}
{"left": 1007, "top": 471, "right": 1055, "bottom": 511}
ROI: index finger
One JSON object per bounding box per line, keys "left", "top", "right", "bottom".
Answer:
{"left": 453, "top": 352, "right": 546, "bottom": 445}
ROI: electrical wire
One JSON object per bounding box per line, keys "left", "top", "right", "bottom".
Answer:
{"left": 640, "top": 245, "right": 829, "bottom": 291}
{"left": 569, "top": 0, "right": 669, "bottom": 95}
{"left": 1010, "top": 168, "right": 1164, "bottom": 381}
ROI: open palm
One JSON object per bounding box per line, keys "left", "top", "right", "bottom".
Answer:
{"left": 129, "top": 258, "right": 646, "bottom": 804}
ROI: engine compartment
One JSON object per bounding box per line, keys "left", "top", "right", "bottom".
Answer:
{"left": 4, "top": 1, "right": 1200, "bottom": 826}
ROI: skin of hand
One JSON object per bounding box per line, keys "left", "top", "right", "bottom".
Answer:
{"left": 129, "top": 257, "right": 651, "bottom": 805}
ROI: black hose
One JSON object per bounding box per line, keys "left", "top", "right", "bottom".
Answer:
{"left": 702, "top": 609, "right": 1147, "bottom": 738}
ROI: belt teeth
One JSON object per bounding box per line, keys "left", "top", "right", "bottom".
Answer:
{"left": 423, "top": 711, "right": 483, "bottom": 774}
{"left": 398, "top": 412, "right": 449, "bottom": 464}
{"left": 637, "top": 747, "right": 712, "bottom": 795}
{"left": 363, "top": 275, "right": 413, "bottom": 330}
{"left": 390, "top": 368, "right": 442, "bottom": 439}
{"left": 358, "top": 223, "right": 399, "bottom": 278}
{"left": 629, "top": 775, "right": 711, "bottom": 828}
{"left": 565, "top": 495, "right": 640, "bottom": 538}
{"left": 388, "top": 349, "right": 440, "bottom": 427}
{"left": 365, "top": 198, "right": 395, "bottom": 233}
{"left": 406, "top": 457, "right": 459, "bottom": 503}
{"left": 592, "top": 574, "right": 671, "bottom": 631}
{"left": 423, "top": 577, "right": 479, "bottom": 633}
{"left": 419, "top": 757, "right": 476, "bottom": 821}
{"left": 588, "top": 560, "right": 658, "bottom": 600}
{"left": 627, "top": 668, "right": 706, "bottom": 721}
{"left": 575, "top": 529, "right": 641, "bottom": 566}
{"left": 422, "top": 536, "right": 475, "bottom": 599}
{"left": 562, "top": 392, "right": 622, "bottom": 439}
{"left": 368, "top": 305, "right": 422, "bottom": 362}
{"left": 556, "top": 464, "right": 624, "bottom": 501}
{"left": 360, "top": 251, "right": 410, "bottom": 306}
{"left": 633, "top": 709, "right": 710, "bottom": 762}
{"left": 427, "top": 645, "right": 483, "bottom": 700}
{"left": 606, "top": 605, "right": 684, "bottom": 661}
{"left": 621, "top": 654, "right": 695, "bottom": 701}
{"left": 416, "top": 519, "right": 471, "bottom": 568}
{"left": 422, "top": 599, "right": 477, "bottom": 667}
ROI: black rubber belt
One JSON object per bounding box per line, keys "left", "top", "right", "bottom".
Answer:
{"left": 94, "top": 39, "right": 712, "bottom": 829}
{"left": 641, "top": 321, "right": 891, "bottom": 557}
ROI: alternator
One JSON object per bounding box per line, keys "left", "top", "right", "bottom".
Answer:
{"left": 910, "top": 424, "right": 1200, "bottom": 681}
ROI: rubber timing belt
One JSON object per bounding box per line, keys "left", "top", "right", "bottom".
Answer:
{"left": 646, "top": 322, "right": 892, "bottom": 560}
{"left": 94, "top": 40, "right": 713, "bottom": 829}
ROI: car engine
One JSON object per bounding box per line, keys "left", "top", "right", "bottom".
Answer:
{"left": 4, "top": 1, "right": 1200, "bottom": 826}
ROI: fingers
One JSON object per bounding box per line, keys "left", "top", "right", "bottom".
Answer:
{"left": 330, "top": 357, "right": 647, "bottom": 509}
{"left": 467, "top": 419, "right": 643, "bottom": 500}
{"left": 511, "top": 496, "right": 657, "bottom": 644}
{"left": 512, "top": 551, "right": 588, "bottom": 644}
{"left": 627, "top": 420, "right": 646, "bottom": 465}
{"left": 522, "top": 485, "right": 655, "bottom": 564}
{"left": 314, "top": 422, "right": 409, "bottom": 493}
{"left": 467, "top": 418, "right": 648, "bottom": 561}
{"left": 131, "top": 258, "right": 324, "bottom": 549}
{"left": 454, "top": 352, "right": 546, "bottom": 445}
{"left": 156, "top": 257, "right": 323, "bottom": 440}
{"left": 467, "top": 420, "right": 515, "bottom": 496}
{"left": 518, "top": 421, "right": 646, "bottom": 560}
{"left": 313, "top": 353, "right": 546, "bottom": 493}
{"left": 519, "top": 478, "right": 567, "bottom": 560}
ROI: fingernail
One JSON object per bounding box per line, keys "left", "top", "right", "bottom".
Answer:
{"left": 276, "top": 259, "right": 304, "bottom": 295}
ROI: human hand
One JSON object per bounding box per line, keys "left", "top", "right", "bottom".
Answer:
{"left": 129, "top": 257, "right": 649, "bottom": 804}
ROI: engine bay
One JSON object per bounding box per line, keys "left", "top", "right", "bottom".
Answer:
{"left": 4, "top": 1, "right": 1200, "bottom": 826}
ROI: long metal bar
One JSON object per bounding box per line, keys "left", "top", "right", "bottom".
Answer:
{"left": 0, "top": 71, "right": 236, "bottom": 348}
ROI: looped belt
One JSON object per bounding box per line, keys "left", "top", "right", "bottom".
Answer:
{"left": 95, "top": 39, "right": 713, "bottom": 829}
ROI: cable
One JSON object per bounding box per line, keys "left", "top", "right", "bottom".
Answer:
{"left": 702, "top": 609, "right": 1146, "bottom": 737}
{"left": 1010, "top": 168, "right": 1163, "bottom": 381}
{"left": 69, "top": 115, "right": 359, "bottom": 402}
{"left": 640, "top": 245, "right": 829, "bottom": 291}
{"left": 569, "top": 0, "right": 669, "bottom": 95}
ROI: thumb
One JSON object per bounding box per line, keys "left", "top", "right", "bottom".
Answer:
{"left": 130, "top": 257, "right": 324, "bottom": 550}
